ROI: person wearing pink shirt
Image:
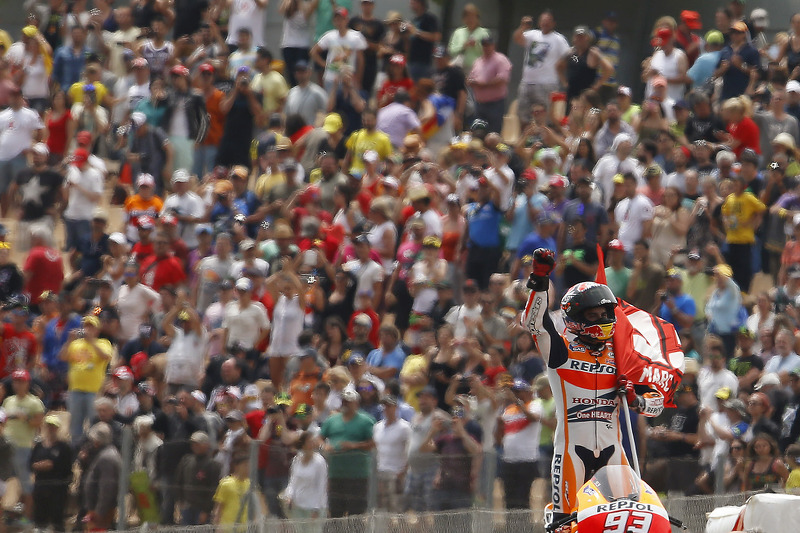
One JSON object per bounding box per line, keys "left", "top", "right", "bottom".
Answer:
{"left": 467, "top": 33, "right": 511, "bottom": 134}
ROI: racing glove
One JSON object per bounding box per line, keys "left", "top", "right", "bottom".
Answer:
{"left": 527, "top": 248, "right": 556, "bottom": 292}
{"left": 617, "top": 374, "right": 642, "bottom": 410}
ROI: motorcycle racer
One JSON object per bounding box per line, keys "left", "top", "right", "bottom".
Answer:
{"left": 521, "top": 248, "right": 664, "bottom": 521}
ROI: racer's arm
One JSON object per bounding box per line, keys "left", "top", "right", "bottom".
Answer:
{"left": 520, "top": 249, "right": 567, "bottom": 368}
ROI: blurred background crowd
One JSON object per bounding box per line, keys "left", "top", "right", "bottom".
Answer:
{"left": 0, "top": 0, "right": 800, "bottom": 530}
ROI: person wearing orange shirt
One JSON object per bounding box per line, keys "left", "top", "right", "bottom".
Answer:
{"left": 194, "top": 63, "right": 226, "bottom": 179}
{"left": 289, "top": 349, "right": 322, "bottom": 413}
{"left": 124, "top": 173, "right": 163, "bottom": 242}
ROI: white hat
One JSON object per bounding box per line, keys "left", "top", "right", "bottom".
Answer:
{"left": 109, "top": 232, "right": 127, "bottom": 245}
{"left": 750, "top": 8, "right": 769, "bottom": 26}
{"left": 190, "top": 390, "right": 207, "bottom": 404}
{"left": 235, "top": 277, "right": 252, "bottom": 291}
{"left": 363, "top": 150, "right": 379, "bottom": 163}
{"left": 754, "top": 372, "right": 781, "bottom": 390}
{"left": 32, "top": 142, "right": 49, "bottom": 156}
{"left": 171, "top": 169, "right": 190, "bottom": 183}
{"left": 382, "top": 176, "right": 399, "bottom": 189}
{"left": 136, "top": 173, "right": 156, "bottom": 188}
{"left": 131, "top": 111, "right": 147, "bottom": 127}
{"left": 787, "top": 80, "right": 800, "bottom": 94}
{"left": 342, "top": 389, "right": 360, "bottom": 403}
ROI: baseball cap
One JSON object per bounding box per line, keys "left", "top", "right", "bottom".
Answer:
{"left": 432, "top": 45, "right": 448, "bottom": 58}
{"left": 680, "top": 10, "right": 702, "bottom": 30}
{"left": 723, "top": 398, "right": 747, "bottom": 416}
{"left": 463, "top": 279, "right": 479, "bottom": 292}
{"left": 354, "top": 313, "right": 372, "bottom": 328}
{"left": 511, "top": 378, "right": 532, "bottom": 392}
{"left": 293, "top": 60, "right": 310, "bottom": 71}
{"left": 31, "top": 142, "right": 49, "bottom": 156}
{"left": 731, "top": 21, "right": 748, "bottom": 33}
{"left": 323, "top": 113, "right": 343, "bottom": 134}
{"left": 687, "top": 250, "right": 701, "bottom": 260}
{"left": 481, "top": 31, "right": 496, "bottom": 44}
{"left": 705, "top": 30, "right": 725, "bottom": 45}
{"left": 416, "top": 385, "right": 437, "bottom": 397}
{"left": 136, "top": 173, "right": 156, "bottom": 188}
{"left": 113, "top": 366, "right": 134, "bottom": 381}
{"left": 612, "top": 173, "right": 625, "bottom": 185}
{"left": 754, "top": 372, "right": 781, "bottom": 390}
{"left": 347, "top": 354, "right": 365, "bottom": 366}
{"left": 44, "top": 414, "right": 61, "bottom": 427}
{"left": 12, "top": 369, "right": 30, "bottom": 381}
{"left": 191, "top": 390, "right": 207, "bottom": 404}
{"left": 235, "top": 277, "right": 252, "bottom": 291}
{"left": 131, "top": 112, "right": 147, "bottom": 127}
{"left": 714, "top": 386, "right": 732, "bottom": 400}
{"left": 171, "top": 169, "right": 190, "bottom": 183}
{"left": 225, "top": 410, "right": 244, "bottom": 422}
{"left": 389, "top": 54, "right": 406, "bottom": 66}
{"left": 787, "top": 80, "right": 800, "bottom": 94}
{"left": 573, "top": 25, "right": 591, "bottom": 36}
{"left": 750, "top": 8, "right": 769, "bottom": 25}
{"left": 607, "top": 239, "right": 625, "bottom": 251}
{"left": 92, "top": 207, "right": 109, "bottom": 221}
{"left": 333, "top": 6, "right": 348, "bottom": 18}
{"left": 190, "top": 431, "right": 210, "bottom": 444}
{"left": 342, "top": 389, "right": 360, "bottom": 403}
{"left": 170, "top": 64, "right": 190, "bottom": 77}
{"left": 198, "top": 62, "right": 214, "bottom": 73}
{"left": 72, "top": 148, "right": 90, "bottom": 164}
{"left": 548, "top": 175, "right": 568, "bottom": 188}
{"left": 617, "top": 86, "right": 632, "bottom": 97}
{"left": 666, "top": 268, "right": 682, "bottom": 279}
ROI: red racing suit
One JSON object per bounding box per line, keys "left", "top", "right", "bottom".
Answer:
{"left": 521, "top": 287, "right": 663, "bottom": 514}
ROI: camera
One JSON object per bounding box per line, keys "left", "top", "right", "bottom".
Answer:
{"left": 660, "top": 293, "right": 668, "bottom": 302}
{"left": 452, "top": 406, "right": 465, "bottom": 418}
{"left": 238, "top": 77, "right": 250, "bottom": 86}
{"left": 77, "top": 328, "right": 85, "bottom": 338}
{"left": 234, "top": 214, "right": 246, "bottom": 224}
{"left": 266, "top": 406, "right": 281, "bottom": 415}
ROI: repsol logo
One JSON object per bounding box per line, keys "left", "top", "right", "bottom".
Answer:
{"left": 568, "top": 360, "right": 616, "bottom": 374}
{"left": 572, "top": 397, "right": 616, "bottom": 406}
{"left": 552, "top": 453, "right": 562, "bottom": 505}
{"left": 595, "top": 501, "right": 655, "bottom": 513}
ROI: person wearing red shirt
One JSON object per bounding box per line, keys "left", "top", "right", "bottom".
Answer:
{"left": 23, "top": 228, "right": 64, "bottom": 308}
{"left": 159, "top": 214, "right": 189, "bottom": 267}
{"left": 377, "top": 55, "right": 415, "bottom": 108}
{"left": 1, "top": 304, "right": 38, "bottom": 378}
{"left": 140, "top": 232, "right": 188, "bottom": 291}
{"left": 131, "top": 215, "right": 156, "bottom": 263}
{"left": 723, "top": 97, "right": 761, "bottom": 158}
{"left": 348, "top": 301, "right": 380, "bottom": 347}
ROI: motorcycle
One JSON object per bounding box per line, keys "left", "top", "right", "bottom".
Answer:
{"left": 545, "top": 464, "right": 686, "bottom": 533}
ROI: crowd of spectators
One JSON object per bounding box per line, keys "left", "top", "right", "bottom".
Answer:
{"left": 1, "top": 0, "right": 800, "bottom": 530}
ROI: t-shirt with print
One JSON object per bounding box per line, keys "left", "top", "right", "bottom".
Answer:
{"left": 721, "top": 191, "right": 766, "bottom": 244}
{"left": 0, "top": 325, "right": 37, "bottom": 379}
{"left": 520, "top": 29, "right": 570, "bottom": 85}
{"left": 316, "top": 29, "right": 367, "bottom": 85}
{"left": 14, "top": 167, "right": 63, "bottom": 221}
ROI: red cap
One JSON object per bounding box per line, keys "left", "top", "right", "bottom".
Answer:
{"left": 113, "top": 366, "right": 134, "bottom": 381}
{"left": 608, "top": 239, "right": 625, "bottom": 251}
{"left": 130, "top": 352, "right": 148, "bottom": 380}
{"left": 656, "top": 27, "right": 673, "bottom": 40}
{"left": 521, "top": 168, "right": 538, "bottom": 181}
{"left": 72, "top": 148, "right": 90, "bottom": 164}
{"left": 548, "top": 175, "right": 568, "bottom": 188}
{"left": 76, "top": 130, "right": 92, "bottom": 146}
{"left": 333, "top": 6, "right": 348, "bottom": 18}
{"left": 680, "top": 10, "right": 702, "bottom": 31}
{"left": 199, "top": 62, "right": 215, "bottom": 73}
{"left": 170, "top": 64, "right": 190, "bottom": 77}
{"left": 137, "top": 215, "right": 156, "bottom": 230}
{"left": 299, "top": 185, "right": 321, "bottom": 205}
{"left": 389, "top": 54, "right": 406, "bottom": 66}
{"left": 12, "top": 369, "right": 30, "bottom": 381}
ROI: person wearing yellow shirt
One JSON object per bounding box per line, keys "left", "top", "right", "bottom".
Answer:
{"left": 343, "top": 109, "right": 391, "bottom": 175}
{"left": 1, "top": 369, "right": 44, "bottom": 519}
{"left": 721, "top": 175, "right": 766, "bottom": 292}
{"left": 250, "top": 48, "right": 289, "bottom": 116}
{"left": 213, "top": 455, "right": 251, "bottom": 529}
{"left": 58, "top": 315, "right": 113, "bottom": 445}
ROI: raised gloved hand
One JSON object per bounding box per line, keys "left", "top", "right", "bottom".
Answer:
{"left": 527, "top": 248, "right": 556, "bottom": 291}
{"left": 617, "top": 374, "right": 641, "bottom": 409}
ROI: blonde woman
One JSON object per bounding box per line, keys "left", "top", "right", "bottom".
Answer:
{"left": 721, "top": 97, "right": 761, "bottom": 158}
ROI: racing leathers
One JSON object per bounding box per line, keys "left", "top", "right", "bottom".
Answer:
{"left": 521, "top": 287, "right": 664, "bottom": 515}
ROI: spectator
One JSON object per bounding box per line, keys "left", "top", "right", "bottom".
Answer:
{"left": 405, "top": 0, "right": 440, "bottom": 81}
{"left": 163, "top": 292, "right": 206, "bottom": 393}
{"left": 467, "top": 34, "right": 511, "bottom": 135}
{"left": 320, "top": 388, "right": 374, "bottom": 517}
{"left": 59, "top": 315, "right": 113, "bottom": 445}
{"left": 212, "top": 454, "right": 252, "bottom": 527}
{"left": 716, "top": 21, "right": 760, "bottom": 102}
{"left": 285, "top": 61, "right": 328, "bottom": 126}
{"left": 698, "top": 336, "right": 739, "bottom": 408}
{"left": 498, "top": 379, "right": 542, "bottom": 510}
{"left": 284, "top": 430, "right": 328, "bottom": 527}
{"left": 83, "top": 422, "right": 122, "bottom": 530}
{"left": 30, "top": 414, "right": 72, "bottom": 532}
{"left": 626, "top": 240, "right": 665, "bottom": 314}
{"left": 175, "top": 431, "right": 222, "bottom": 526}
{"left": 741, "top": 433, "right": 789, "bottom": 491}
{"left": 560, "top": 26, "right": 614, "bottom": 104}
{"left": 513, "top": 12, "right": 570, "bottom": 128}
{"left": 251, "top": 47, "right": 289, "bottom": 116}
{"left": 217, "top": 67, "right": 261, "bottom": 169}
{"left": 161, "top": 169, "right": 206, "bottom": 249}
{"left": 311, "top": 7, "right": 367, "bottom": 93}
{"left": 764, "top": 328, "right": 800, "bottom": 383}
{"left": 376, "top": 89, "right": 421, "bottom": 148}
{"left": 373, "top": 395, "right": 410, "bottom": 512}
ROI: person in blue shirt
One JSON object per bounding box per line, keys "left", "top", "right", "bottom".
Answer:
{"left": 52, "top": 25, "right": 88, "bottom": 90}
{"left": 229, "top": 165, "right": 262, "bottom": 237}
{"left": 657, "top": 268, "right": 696, "bottom": 333}
{"left": 715, "top": 21, "right": 760, "bottom": 101}
{"left": 463, "top": 175, "right": 503, "bottom": 289}
{"left": 688, "top": 30, "right": 725, "bottom": 89}
{"left": 366, "top": 325, "right": 406, "bottom": 381}
{"left": 516, "top": 213, "right": 559, "bottom": 262}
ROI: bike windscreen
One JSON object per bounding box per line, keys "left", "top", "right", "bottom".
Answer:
{"left": 590, "top": 465, "right": 642, "bottom": 502}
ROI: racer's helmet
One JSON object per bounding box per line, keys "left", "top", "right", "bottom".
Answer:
{"left": 561, "top": 282, "right": 618, "bottom": 342}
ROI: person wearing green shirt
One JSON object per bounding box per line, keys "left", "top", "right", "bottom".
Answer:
{"left": 320, "top": 388, "right": 375, "bottom": 517}
{"left": 604, "top": 239, "right": 632, "bottom": 299}
{"left": 447, "top": 4, "right": 490, "bottom": 74}
{"left": 2, "top": 369, "right": 45, "bottom": 519}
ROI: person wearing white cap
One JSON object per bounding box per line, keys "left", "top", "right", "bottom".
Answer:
{"left": 163, "top": 290, "right": 207, "bottom": 393}
{"left": 30, "top": 413, "right": 72, "bottom": 532}
{"left": 11, "top": 142, "right": 62, "bottom": 251}
{"left": 223, "top": 277, "right": 270, "bottom": 374}
{"left": 161, "top": 168, "right": 205, "bottom": 248}
{"left": 753, "top": 91, "right": 799, "bottom": 164}
{"left": 128, "top": 108, "right": 174, "bottom": 195}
